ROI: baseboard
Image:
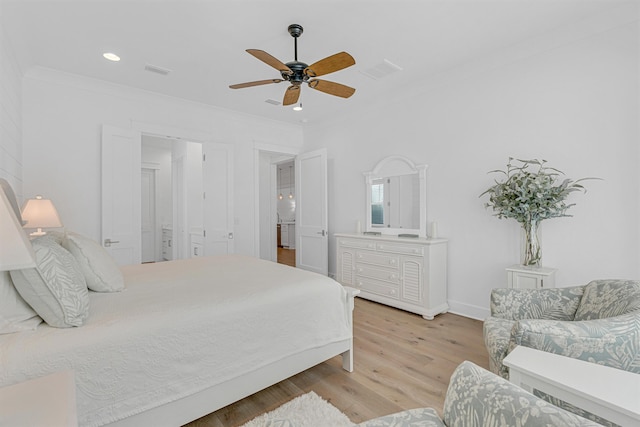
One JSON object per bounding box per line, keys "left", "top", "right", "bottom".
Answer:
{"left": 447, "top": 300, "right": 489, "bottom": 321}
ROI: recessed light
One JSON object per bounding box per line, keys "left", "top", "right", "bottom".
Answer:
{"left": 103, "top": 52, "right": 120, "bottom": 62}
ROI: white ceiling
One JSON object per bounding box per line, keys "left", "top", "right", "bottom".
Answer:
{"left": 1, "top": 0, "right": 632, "bottom": 126}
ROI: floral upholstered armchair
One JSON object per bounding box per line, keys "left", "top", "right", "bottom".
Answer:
{"left": 484, "top": 279, "right": 640, "bottom": 425}
{"left": 358, "top": 361, "right": 598, "bottom": 427}
{"left": 483, "top": 279, "right": 640, "bottom": 380}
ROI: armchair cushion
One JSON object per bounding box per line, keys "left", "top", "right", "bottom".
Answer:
{"left": 490, "top": 286, "right": 584, "bottom": 321}
{"left": 574, "top": 280, "right": 640, "bottom": 321}
{"left": 512, "top": 311, "right": 640, "bottom": 373}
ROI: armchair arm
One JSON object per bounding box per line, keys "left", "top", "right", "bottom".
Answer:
{"left": 512, "top": 311, "right": 640, "bottom": 373}
{"left": 490, "top": 286, "right": 584, "bottom": 321}
{"left": 443, "top": 361, "right": 598, "bottom": 426}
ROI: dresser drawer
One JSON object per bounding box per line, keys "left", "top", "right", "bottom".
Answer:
{"left": 356, "top": 264, "right": 401, "bottom": 284}
{"left": 338, "top": 238, "right": 376, "bottom": 250}
{"left": 356, "top": 251, "right": 399, "bottom": 268}
{"left": 376, "top": 242, "right": 424, "bottom": 256}
{"left": 356, "top": 277, "right": 400, "bottom": 299}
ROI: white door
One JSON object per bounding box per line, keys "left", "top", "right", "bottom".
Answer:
{"left": 203, "top": 142, "right": 234, "bottom": 255}
{"left": 295, "top": 148, "right": 328, "bottom": 275}
{"left": 101, "top": 125, "right": 142, "bottom": 265}
{"left": 141, "top": 168, "right": 156, "bottom": 263}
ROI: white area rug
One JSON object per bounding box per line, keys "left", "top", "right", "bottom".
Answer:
{"left": 240, "top": 391, "right": 354, "bottom": 427}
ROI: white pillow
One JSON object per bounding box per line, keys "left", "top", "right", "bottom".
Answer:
{"left": 59, "top": 231, "right": 124, "bottom": 292}
{"left": 0, "top": 271, "right": 42, "bottom": 334}
{"left": 11, "top": 236, "right": 89, "bottom": 328}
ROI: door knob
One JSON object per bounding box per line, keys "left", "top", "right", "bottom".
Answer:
{"left": 104, "top": 239, "right": 120, "bottom": 247}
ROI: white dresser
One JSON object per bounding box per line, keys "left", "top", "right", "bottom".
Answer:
{"left": 335, "top": 233, "right": 448, "bottom": 320}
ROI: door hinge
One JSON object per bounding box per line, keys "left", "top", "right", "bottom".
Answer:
{"left": 203, "top": 192, "right": 206, "bottom": 199}
{"left": 202, "top": 153, "right": 206, "bottom": 162}
{"left": 203, "top": 230, "right": 206, "bottom": 237}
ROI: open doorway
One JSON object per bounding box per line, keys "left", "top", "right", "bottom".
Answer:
{"left": 140, "top": 135, "right": 203, "bottom": 263}
{"left": 257, "top": 150, "right": 295, "bottom": 266}
{"left": 276, "top": 160, "right": 296, "bottom": 267}
{"left": 256, "top": 147, "right": 328, "bottom": 275}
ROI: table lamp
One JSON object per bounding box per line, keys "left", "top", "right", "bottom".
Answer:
{"left": 21, "top": 195, "right": 63, "bottom": 237}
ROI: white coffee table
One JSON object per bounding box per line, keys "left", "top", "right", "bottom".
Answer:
{"left": 0, "top": 370, "right": 77, "bottom": 426}
{"left": 503, "top": 345, "right": 640, "bottom": 426}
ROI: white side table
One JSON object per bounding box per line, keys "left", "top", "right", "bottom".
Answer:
{"left": 0, "top": 371, "right": 78, "bottom": 427}
{"left": 504, "top": 346, "right": 640, "bottom": 426}
{"left": 506, "top": 264, "right": 556, "bottom": 289}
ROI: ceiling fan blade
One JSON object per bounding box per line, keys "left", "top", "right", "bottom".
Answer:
{"left": 305, "top": 52, "right": 355, "bottom": 77}
{"left": 246, "top": 49, "right": 293, "bottom": 74}
{"left": 229, "top": 79, "right": 283, "bottom": 89}
{"left": 308, "top": 79, "right": 356, "bottom": 98}
{"left": 282, "top": 85, "right": 301, "bottom": 106}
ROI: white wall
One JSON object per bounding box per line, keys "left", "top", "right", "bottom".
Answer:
{"left": 0, "top": 4, "right": 24, "bottom": 200}
{"left": 304, "top": 14, "right": 639, "bottom": 318}
{"left": 21, "top": 68, "right": 303, "bottom": 255}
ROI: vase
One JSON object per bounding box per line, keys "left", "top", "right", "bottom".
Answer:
{"left": 521, "top": 221, "right": 542, "bottom": 267}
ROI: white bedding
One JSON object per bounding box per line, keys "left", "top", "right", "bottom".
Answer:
{"left": 0, "top": 255, "right": 351, "bottom": 426}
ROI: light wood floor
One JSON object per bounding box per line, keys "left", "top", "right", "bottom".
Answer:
{"left": 277, "top": 247, "right": 296, "bottom": 267}
{"left": 186, "top": 298, "right": 488, "bottom": 427}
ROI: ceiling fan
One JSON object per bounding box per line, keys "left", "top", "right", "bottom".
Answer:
{"left": 229, "top": 24, "right": 356, "bottom": 106}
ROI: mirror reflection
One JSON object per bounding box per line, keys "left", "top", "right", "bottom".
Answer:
{"left": 370, "top": 174, "right": 420, "bottom": 229}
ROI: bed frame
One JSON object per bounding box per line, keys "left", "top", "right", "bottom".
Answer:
{"left": 110, "top": 287, "right": 359, "bottom": 426}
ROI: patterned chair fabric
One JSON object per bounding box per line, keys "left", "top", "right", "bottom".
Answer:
{"left": 358, "top": 361, "right": 598, "bottom": 427}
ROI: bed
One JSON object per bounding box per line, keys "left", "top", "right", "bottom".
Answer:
{"left": 0, "top": 180, "right": 357, "bottom": 426}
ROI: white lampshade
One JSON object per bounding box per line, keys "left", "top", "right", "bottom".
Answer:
{"left": 0, "top": 190, "right": 36, "bottom": 270}
{"left": 21, "top": 195, "right": 63, "bottom": 236}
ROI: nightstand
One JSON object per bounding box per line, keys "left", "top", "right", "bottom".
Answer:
{"left": 0, "top": 371, "right": 77, "bottom": 426}
{"left": 506, "top": 264, "right": 556, "bottom": 289}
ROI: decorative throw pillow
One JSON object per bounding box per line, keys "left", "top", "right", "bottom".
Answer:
{"left": 574, "top": 279, "right": 640, "bottom": 321}
{"left": 58, "top": 231, "right": 124, "bottom": 292}
{"left": 10, "top": 235, "right": 89, "bottom": 328}
{"left": 0, "top": 270, "right": 42, "bottom": 334}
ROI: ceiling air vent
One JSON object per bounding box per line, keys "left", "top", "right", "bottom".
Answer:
{"left": 360, "top": 59, "right": 403, "bottom": 80}
{"left": 265, "top": 99, "right": 281, "bottom": 106}
{"left": 144, "top": 63, "right": 172, "bottom": 76}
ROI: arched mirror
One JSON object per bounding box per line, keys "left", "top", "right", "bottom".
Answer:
{"left": 364, "top": 156, "right": 427, "bottom": 237}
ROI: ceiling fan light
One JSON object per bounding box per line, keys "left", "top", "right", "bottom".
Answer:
{"left": 293, "top": 103, "right": 303, "bottom": 111}
{"left": 103, "top": 52, "right": 120, "bottom": 62}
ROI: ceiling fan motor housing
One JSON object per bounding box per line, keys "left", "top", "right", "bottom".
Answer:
{"left": 283, "top": 61, "right": 309, "bottom": 85}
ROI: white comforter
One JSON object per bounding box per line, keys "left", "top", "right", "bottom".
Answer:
{"left": 0, "top": 255, "right": 351, "bottom": 426}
